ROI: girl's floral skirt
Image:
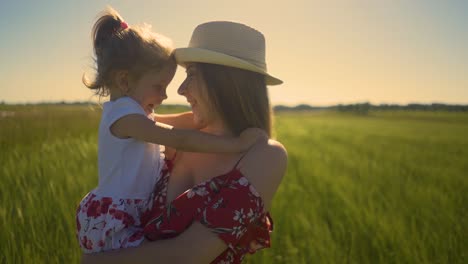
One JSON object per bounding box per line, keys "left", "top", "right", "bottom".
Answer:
{"left": 76, "top": 190, "right": 151, "bottom": 253}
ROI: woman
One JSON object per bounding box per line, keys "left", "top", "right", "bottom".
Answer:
{"left": 83, "top": 21, "right": 287, "bottom": 263}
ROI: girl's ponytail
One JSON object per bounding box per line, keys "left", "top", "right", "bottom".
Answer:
{"left": 92, "top": 8, "right": 124, "bottom": 57}
{"left": 84, "top": 7, "right": 127, "bottom": 95}
{"left": 83, "top": 6, "right": 174, "bottom": 99}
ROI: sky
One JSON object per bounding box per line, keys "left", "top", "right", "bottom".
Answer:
{"left": 1, "top": 0, "right": 467, "bottom": 106}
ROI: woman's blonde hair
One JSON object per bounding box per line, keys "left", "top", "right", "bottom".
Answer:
{"left": 197, "top": 63, "right": 272, "bottom": 137}
{"left": 83, "top": 7, "right": 174, "bottom": 98}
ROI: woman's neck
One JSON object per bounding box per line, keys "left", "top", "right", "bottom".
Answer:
{"left": 201, "top": 118, "right": 234, "bottom": 137}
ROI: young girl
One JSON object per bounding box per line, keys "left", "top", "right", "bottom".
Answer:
{"left": 76, "top": 7, "right": 262, "bottom": 253}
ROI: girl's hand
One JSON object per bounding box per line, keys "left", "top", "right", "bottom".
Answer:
{"left": 239, "top": 128, "right": 268, "bottom": 151}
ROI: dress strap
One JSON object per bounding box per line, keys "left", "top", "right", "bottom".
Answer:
{"left": 216, "top": 152, "right": 249, "bottom": 188}
{"left": 232, "top": 152, "right": 248, "bottom": 171}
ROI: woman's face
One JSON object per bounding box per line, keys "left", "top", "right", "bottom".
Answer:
{"left": 178, "top": 64, "right": 217, "bottom": 127}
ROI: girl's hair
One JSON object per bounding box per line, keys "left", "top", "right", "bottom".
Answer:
{"left": 83, "top": 7, "right": 174, "bottom": 97}
{"left": 197, "top": 63, "right": 272, "bottom": 137}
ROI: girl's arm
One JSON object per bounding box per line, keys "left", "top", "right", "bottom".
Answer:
{"left": 154, "top": 111, "right": 202, "bottom": 130}
{"left": 154, "top": 111, "right": 197, "bottom": 158}
{"left": 111, "top": 114, "right": 263, "bottom": 153}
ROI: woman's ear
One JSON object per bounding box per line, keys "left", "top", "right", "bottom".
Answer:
{"left": 115, "top": 70, "right": 130, "bottom": 94}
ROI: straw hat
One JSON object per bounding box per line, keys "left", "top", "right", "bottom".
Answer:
{"left": 174, "top": 21, "right": 282, "bottom": 85}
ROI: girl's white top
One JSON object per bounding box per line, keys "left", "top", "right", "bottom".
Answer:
{"left": 95, "top": 97, "right": 162, "bottom": 199}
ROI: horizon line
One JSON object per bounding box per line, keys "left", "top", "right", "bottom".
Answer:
{"left": 2, "top": 100, "right": 468, "bottom": 108}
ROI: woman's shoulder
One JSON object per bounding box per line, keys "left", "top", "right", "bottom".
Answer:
{"left": 245, "top": 138, "right": 287, "bottom": 166}
{"left": 238, "top": 139, "right": 288, "bottom": 210}
{"left": 247, "top": 139, "right": 287, "bottom": 168}
{"left": 263, "top": 139, "right": 288, "bottom": 158}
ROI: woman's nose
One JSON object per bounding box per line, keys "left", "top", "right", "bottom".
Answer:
{"left": 161, "top": 91, "right": 167, "bottom": 100}
{"left": 177, "top": 79, "right": 187, "bottom": 95}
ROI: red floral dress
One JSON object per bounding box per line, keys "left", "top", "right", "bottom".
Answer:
{"left": 142, "top": 159, "right": 273, "bottom": 263}
{"left": 76, "top": 193, "right": 151, "bottom": 253}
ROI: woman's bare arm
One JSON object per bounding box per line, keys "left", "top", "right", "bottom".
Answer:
{"left": 81, "top": 222, "right": 226, "bottom": 264}
{"left": 237, "top": 139, "right": 288, "bottom": 210}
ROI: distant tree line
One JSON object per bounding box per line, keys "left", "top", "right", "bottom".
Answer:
{"left": 3, "top": 101, "right": 468, "bottom": 114}
{"left": 273, "top": 103, "right": 468, "bottom": 114}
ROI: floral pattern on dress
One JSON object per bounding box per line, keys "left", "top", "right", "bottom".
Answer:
{"left": 142, "top": 165, "right": 273, "bottom": 264}
{"left": 76, "top": 190, "right": 155, "bottom": 253}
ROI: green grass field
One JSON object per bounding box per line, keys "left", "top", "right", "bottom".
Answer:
{"left": 1, "top": 105, "right": 467, "bottom": 263}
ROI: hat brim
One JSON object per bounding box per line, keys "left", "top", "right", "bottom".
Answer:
{"left": 174, "top": 47, "right": 283, "bottom": 86}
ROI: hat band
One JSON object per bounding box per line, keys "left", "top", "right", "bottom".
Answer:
{"left": 189, "top": 45, "right": 267, "bottom": 71}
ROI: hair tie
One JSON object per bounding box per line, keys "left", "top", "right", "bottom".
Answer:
{"left": 120, "top": 21, "right": 128, "bottom": 30}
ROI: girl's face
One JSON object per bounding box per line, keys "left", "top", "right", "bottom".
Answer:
{"left": 177, "top": 64, "right": 217, "bottom": 127}
{"left": 128, "top": 63, "right": 176, "bottom": 115}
